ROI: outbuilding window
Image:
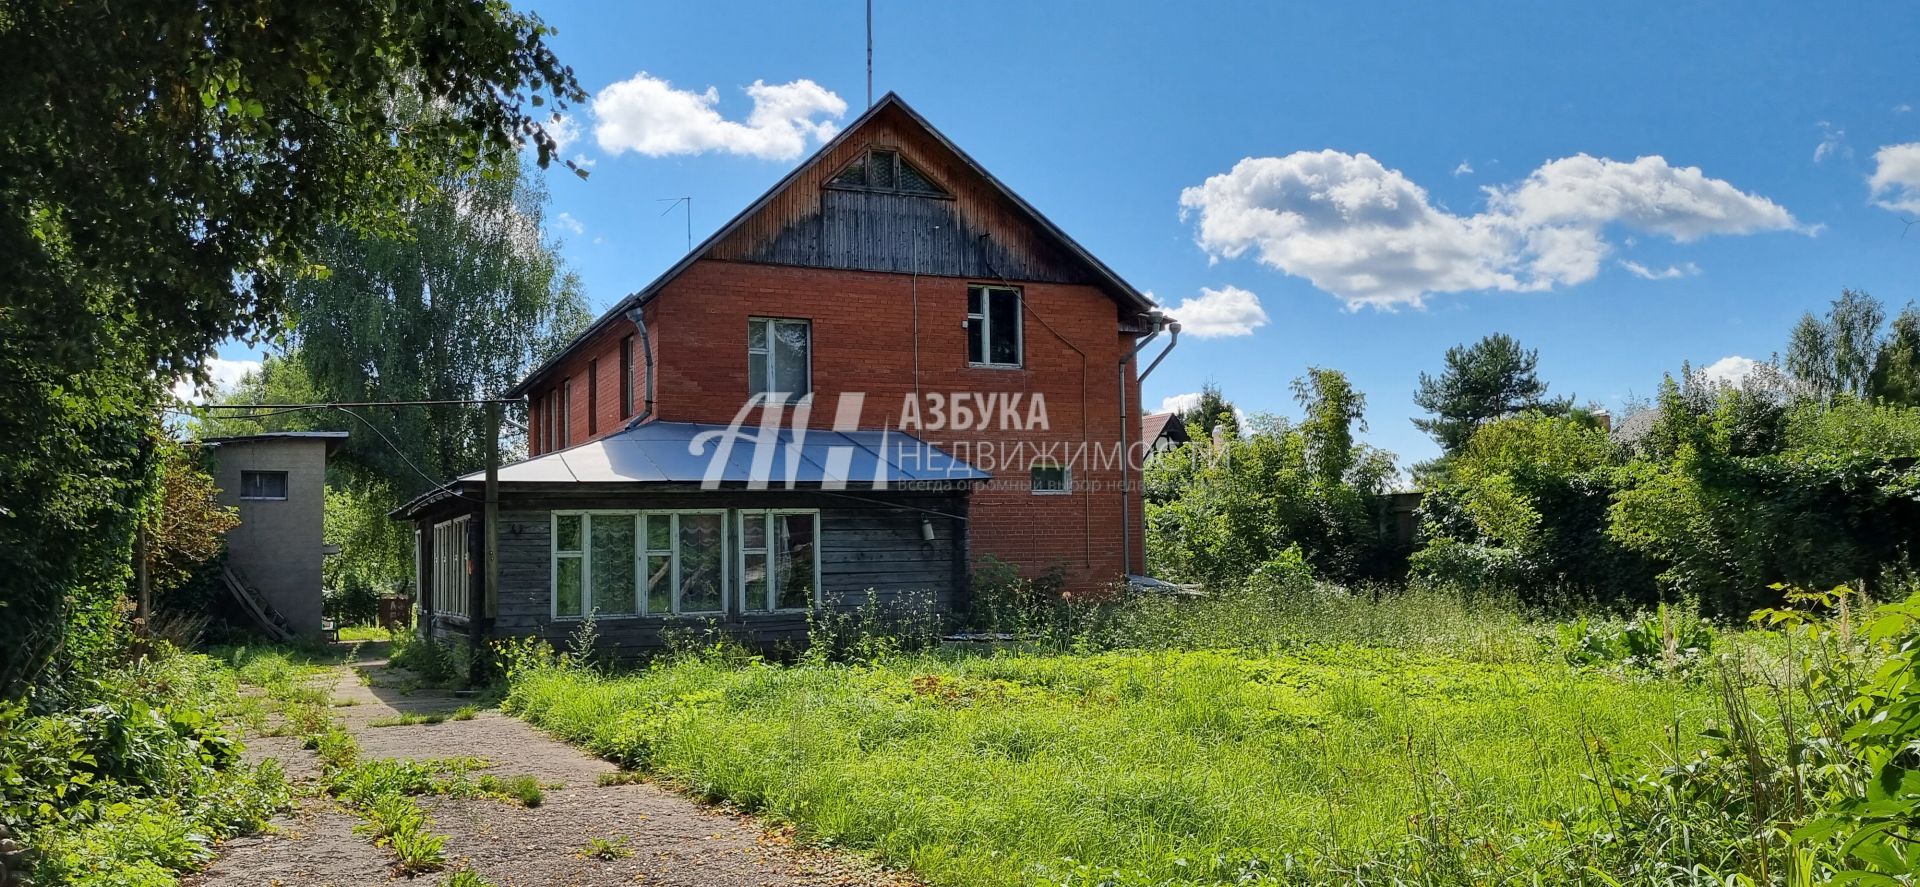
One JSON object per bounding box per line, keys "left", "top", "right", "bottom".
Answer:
{"left": 239, "top": 470, "right": 288, "bottom": 500}
{"left": 748, "top": 318, "right": 812, "bottom": 398}
{"left": 737, "top": 510, "right": 821, "bottom": 612}
{"left": 967, "top": 285, "right": 1022, "bottom": 367}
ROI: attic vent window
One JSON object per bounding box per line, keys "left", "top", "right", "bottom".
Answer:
{"left": 829, "top": 148, "right": 947, "bottom": 197}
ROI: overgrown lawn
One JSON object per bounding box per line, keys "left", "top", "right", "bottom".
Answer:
{"left": 504, "top": 632, "right": 1715, "bottom": 884}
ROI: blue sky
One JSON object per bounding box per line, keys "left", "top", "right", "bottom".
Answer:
{"left": 210, "top": 1, "right": 1920, "bottom": 466}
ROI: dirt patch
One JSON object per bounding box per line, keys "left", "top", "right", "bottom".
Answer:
{"left": 192, "top": 653, "right": 912, "bottom": 887}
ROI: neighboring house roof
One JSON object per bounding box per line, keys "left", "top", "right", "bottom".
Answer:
{"left": 507, "top": 92, "right": 1156, "bottom": 398}
{"left": 1141, "top": 412, "right": 1188, "bottom": 447}
{"left": 394, "top": 421, "right": 987, "bottom": 518}
{"left": 202, "top": 431, "right": 349, "bottom": 454}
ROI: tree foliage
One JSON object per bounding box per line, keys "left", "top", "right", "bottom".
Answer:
{"left": 1146, "top": 373, "right": 1397, "bottom": 588}
{"left": 1175, "top": 381, "right": 1239, "bottom": 441}
{"left": 0, "top": 0, "right": 582, "bottom": 376}
{"left": 1870, "top": 304, "right": 1920, "bottom": 407}
{"left": 1412, "top": 412, "right": 1654, "bottom": 604}
{"left": 199, "top": 146, "right": 590, "bottom": 598}
{"left": 1788, "top": 289, "right": 1900, "bottom": 401}
{"left": 143, "top": 441, "right": 240, "bottom": 599}
{"left": 0, "top": 0, "right": 581, "bottom": 701}
{"left": 1412, "top": 333, "right": 1551, "bottom": 455}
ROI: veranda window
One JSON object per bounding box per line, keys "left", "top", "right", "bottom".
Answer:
{"left": 737, "top": 511, "right": 821, "bottom": 612}
{"left": 552, "top": 510, "right": 729, "bottom": 619}
{"left": 432, "top": 516, "right": 469, "bottom": 617}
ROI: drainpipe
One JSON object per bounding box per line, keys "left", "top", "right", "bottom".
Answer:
{"left": 1119, "top": 313, "right": 1179, "bottom": 580}
{"left": 622, "top": 303, "right": 657, "bottom": 430}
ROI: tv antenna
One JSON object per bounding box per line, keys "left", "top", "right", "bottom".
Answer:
{"left": 866, "top": 0, "right": 873, "bottom": 107}
{"left": 656, "top": 197, "right": 691, "bottom": 252}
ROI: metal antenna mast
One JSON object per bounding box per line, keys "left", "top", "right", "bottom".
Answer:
{"left": 866, "top": 0, "right": 873, "bottom": 107}
{"left": 656, "top": 197, "right": 691, "bottom": 252}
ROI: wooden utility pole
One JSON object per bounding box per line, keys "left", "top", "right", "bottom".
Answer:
{"left": 470, "top": 401, "right": 501, "bottom": 685}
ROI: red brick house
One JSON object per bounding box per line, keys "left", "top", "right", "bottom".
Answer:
{"left": 398, "top": 94, "right": 1178, "bottom": 652}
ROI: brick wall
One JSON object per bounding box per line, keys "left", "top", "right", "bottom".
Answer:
{"left": 522, "top": 259, "right": 1150, "bottom": 591}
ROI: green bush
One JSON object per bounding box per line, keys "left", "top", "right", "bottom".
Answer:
{"left": 1609, "top": 389, "right": 1920, "bottom": 615}
{"left": 1144, "top": 370, "right": 1397, "bottom": 590}
{"left": 0, "top": 647, "right": 289, "bottom": 886}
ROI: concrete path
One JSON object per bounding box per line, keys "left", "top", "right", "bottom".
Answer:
{"left": 191, "top": 651, "right": 906, "bottom": 887}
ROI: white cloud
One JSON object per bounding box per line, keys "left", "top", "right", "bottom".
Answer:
{"left": 592, "top": 73, "right": 847, "bottom": 161}
{"left": 1618, "top": 259, "right": 1700, "bottom": 280}
{"left": 1159, "top": 392, "right": 1203, "bottom": 414}
{"left": 1897, "top": 104, "right": 1914, "bottom": 114}
{"left": 1157, "top": 391, "right": 1249, "bottom": 434}
{"left": 1813, "top": 121, "right": 1849, "bottom": 163}
{"left": 1452, "top": 160, "right": 1473, "bottom": 177}
{"left": 554, "top": 212, "right": 585, "bottom": 236}
{"left": 1699, "top": 355, "right": 1761, "bottom": 388}
{"left": 1179, "top": 151, "right": 1801, "bottom": 308}
{"left": 569, "top": 153, "right": 597, "bottom": 169}
{"left": 547, "top": 114, "right": 581, "bottom": 154}
{"left": 1870, "top": 142, "right": 1920, "bottom": 214}
{"left": 1164, "top": 285, "right": 1268, "bottom": 338}
{"left": 171, "top": 357, "right": 261, "bottom": 404}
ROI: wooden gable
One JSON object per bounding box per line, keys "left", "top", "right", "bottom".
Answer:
{"left": 506, "top": 94, "right": 1152, "bottom": 399}
{"left": 705, "top": 98, "right": 1138, "bottom": 295}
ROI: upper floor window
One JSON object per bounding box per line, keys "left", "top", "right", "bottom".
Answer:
{"left": 1030, "top": 462, "right": 1069, "bottom": 495}
{"left": 748, "top": 318, "right": 812, "bottom": 398}
{"left": 239, "top": 470, "right": 288, "bottom": 500}
{"left": 827, "top": 147, "right": 947, "bottom": 196}
{"left": 967, "top": 285, "right": 1022, "bottom": 367}
{"left": 588, "top": 359, "right": 600, "bottom": 436}
{"left": 620, "top": 335, "right": 635, "bottom": 419}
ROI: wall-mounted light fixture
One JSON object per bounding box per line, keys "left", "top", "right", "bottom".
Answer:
{"left": 920, "top": 517, "right": 935, "bottom": 542}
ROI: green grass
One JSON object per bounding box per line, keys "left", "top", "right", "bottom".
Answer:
{"left": 370, "top": 711, "right": 451, "bottom": 727}
{"left": 339, "top": 624, "right": 397, "bottom": 642}
{"left": 504, "top": 618, "right": 1723, "bottom": 885}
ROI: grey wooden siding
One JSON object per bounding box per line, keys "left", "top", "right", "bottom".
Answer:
{"left": 473, "top": 488, "right": 963, "bottom": 656}
{"left": 744, "top": 189, "right": 1079, "bottom": 283}
{"left": 707, "top": 103, "right": 1108, "bottom": 291}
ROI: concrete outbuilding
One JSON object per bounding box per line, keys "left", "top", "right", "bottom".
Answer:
{"left": 204, "top": 431, "right": 347, "bottom": 636}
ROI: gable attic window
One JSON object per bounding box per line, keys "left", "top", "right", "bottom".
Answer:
{"left": 828, "top": 148, "right": 948, "bottom": 197}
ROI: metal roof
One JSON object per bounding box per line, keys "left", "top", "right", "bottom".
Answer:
{"left": 506, "top": 93, "right": 1157, "bottom": 398}
{"left": 201, "top": 431, "right": 349, "bottom": 453}
{"left": 455, "top": 421, "right": 989, "bottom": 486}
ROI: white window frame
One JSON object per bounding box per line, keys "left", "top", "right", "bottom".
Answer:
{"left": 239, "top": 470, "right": 289, "bottom": 501}
{"left": 413, "top": 528, "right": 422, "bottom": 602}
{"left": 967, "top": 285, "right": 1024, "bottom": 368}
{"left": 747, "top": 317, "right": 813, "bottom": 398}
{"left": 1030, "top": 462, "right": 1071, "bottom": 495}
{"left": 433, "top": 516, "right": 470, "bottom": 617}
{"left": 735, "top": 509, "right": 824, "bottom": 614}
{"left": 550, "top": 509, "right": 731, "bottom": 621}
